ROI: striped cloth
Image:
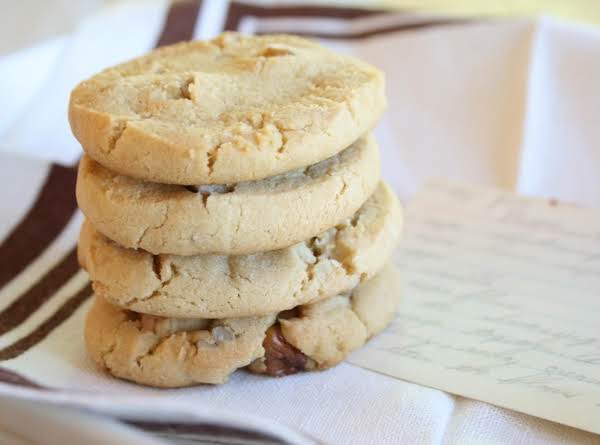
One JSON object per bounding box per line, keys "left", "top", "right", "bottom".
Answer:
{"left": 0, "top": 1, "right": 599, "bottom": 444}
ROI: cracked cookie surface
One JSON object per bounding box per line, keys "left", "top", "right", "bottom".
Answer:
{"left": 85, "top": 264, "right": 400, "bottom": 387}
{"left": 69, "top": 32, "right": 385, "bottom": 185}
{"left": 78, "top": 182, "right": 402, "bottom": 318}
{"left": 76, "top": 134, "right": 379, "bottom": 256}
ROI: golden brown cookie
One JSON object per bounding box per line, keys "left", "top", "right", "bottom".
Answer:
{"left": 76, "top": 135, "right": 379, "bottom": 256}
{"left": 69, "top": 33, "right": 385, "bottom": 185}
{"left": 85, "top": 264, "right": 400, "bottom": 387}
{"left": 78, "top": 182, "right": 402, "bottom": 318}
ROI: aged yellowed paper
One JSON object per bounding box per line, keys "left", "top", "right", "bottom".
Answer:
{"left": 349, "top": 181, "right": 600, "bottom": 434}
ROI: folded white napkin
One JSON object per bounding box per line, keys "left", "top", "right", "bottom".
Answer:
{"left": 0, "top": 1, "right": 598, "bottom": 444}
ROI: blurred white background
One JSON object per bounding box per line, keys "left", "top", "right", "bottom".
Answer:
{"left": 0, "top": 0, "right": 374, "bottom": 54}
{"left": 0, "top": 0, "right": 106, "bottom": 54}
{"left": 5, "top": 0, "right": 598, "bottom": 54}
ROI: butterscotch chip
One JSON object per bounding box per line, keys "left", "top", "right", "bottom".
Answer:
{"left": 69, "top": 32, "right": 385, "bottom": 185}
{"left": 78, "top": 182, "right": 402, "bottom": 318}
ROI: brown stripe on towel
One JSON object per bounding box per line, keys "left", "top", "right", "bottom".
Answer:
{"left": 224, "top": 1, "right": 471, "bottom": 39}
{"left": 129, "top": 421, "right": 288, "bottom": 445}
{"left": 156, "top": 0, "right": 203, "bottom": 46}
{"left": 0, "top": 1, "right": 202, "bottom": 362}
{"left": 0, "top": 283, "right": 92, "bottom": 361}
{"left": 224, "top": 1, "right": 383, "bottom": 31}
{"left": 0, "top": 164, "right": 77, "bottom": 290}
{"left": 0, "top": 248, "right": 79, "bottom": 336}
{"left": 0, "top": 367, "right": 48, "bottom": 389}
{"left": 256, "top": 18, "right": 473, "bottom": 40}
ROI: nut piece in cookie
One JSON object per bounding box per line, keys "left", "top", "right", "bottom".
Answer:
{"left": 257, "top": 325, "right": 310, "bottom": 377}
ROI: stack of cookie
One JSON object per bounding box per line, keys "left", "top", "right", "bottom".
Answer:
{"left": 70, "top": 33, "right": 403, "bottom": 387}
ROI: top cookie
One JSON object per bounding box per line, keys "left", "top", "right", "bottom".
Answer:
{"left": 69, "top": 33, "right": 386, "bottom": 185}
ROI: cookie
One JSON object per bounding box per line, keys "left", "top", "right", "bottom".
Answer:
{"left": 78, "top": 182, "right": 402, "bottom": 318}
{"left": 85, "top": 264, "right": 400, "bottom": 387}
{"left": 69, "top": 32, "right": 385, "bottom": 185}
{"left": 76, "top": 134, "right": 380, "bottom": 256}
{"left": 85, "top": 296, "right": 275, "bottom": 387}
{"left": 250, "top": 262, "right": 401, "bottom": 375}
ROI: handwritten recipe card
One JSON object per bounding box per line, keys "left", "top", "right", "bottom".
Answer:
{"left": 349, "top": 182, "right": 600, "bottom": 434}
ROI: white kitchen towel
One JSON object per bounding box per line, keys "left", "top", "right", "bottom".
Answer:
{"left": 0, "top": 1, "right": 599, "bottom": 444}
{"left": 0, "top": 397, "right": 170, "bottom": 445}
